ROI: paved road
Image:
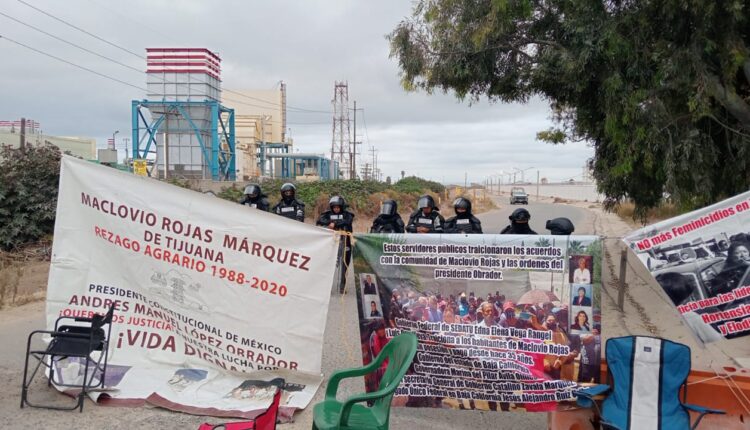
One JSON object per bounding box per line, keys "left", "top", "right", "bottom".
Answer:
{"left": 477, "top": 196, "right": 592, "bottom": 235}
{"left": 0, "top": 293, "right": 548, "bottom": 429}
{"left": 0, "top": 199, "right": 594, "bottom": 429}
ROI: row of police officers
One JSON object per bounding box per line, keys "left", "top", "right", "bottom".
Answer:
{"left": 239, "top": 182, "right": 575, "bottom": 290}
{"left": 238, "top": 182, "right": 575, "bottom": 236}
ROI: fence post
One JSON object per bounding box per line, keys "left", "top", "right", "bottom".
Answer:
{"left": 618, "top": 248, "right": 628, "bottom": 311}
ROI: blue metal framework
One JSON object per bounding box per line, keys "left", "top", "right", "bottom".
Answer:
{"left": 256, "top": 142, "right": 291, "bottom": 177}
{"left": 131, "top": 100, "right": 236, "bottom": 181}
{"left": 265, "top": 153, "right": 340, "bottom": 180}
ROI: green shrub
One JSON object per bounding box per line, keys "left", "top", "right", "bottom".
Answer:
{"left": 0, "top": 143, "right": 61, "bottom": 251}
{"left": 393, "top": 176, "right": 445, "bottom": 194}
{"left": 219, "top": 177, "right": 445, "bottom": 220}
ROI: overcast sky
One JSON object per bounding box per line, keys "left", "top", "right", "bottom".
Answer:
{"left": 0, "top": 0, "right": 593, "bottom": 184}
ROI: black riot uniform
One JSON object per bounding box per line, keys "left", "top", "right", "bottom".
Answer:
{"left": 317, "top": 196, "right": 355, "bottom": 290}
{"left": 238, "top": 184, "right": 270, "bottom": 212}
{"left": 445, "top": 197, "right": 483, "bottom": 234}
{"left": 406, "top": 195, "right": 445, "bottom": 234}
{"left": 546, "top": 217, "right": 575, "bottom": 235}
{"left": 272, "top": 183, "right": 305, "bottom": 222}
{"left": 370, "top": 199, "right": 405, "bottom": 233}
{"left": 500, "top": 208, "right": 537, "bottom": 234}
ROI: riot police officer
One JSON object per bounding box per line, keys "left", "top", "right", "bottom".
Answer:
{"left": 238, "top": 183, "right": 269, "bottom": 211}
{"left": 370, "top": 199, "right": 405, "bottom": 233}
{"left": 546, "top": 217, "right": 575, "bottom": 235}
{"left": 272, "top": 183, "right": 305, "bottom": 222}
{"left": 317, "top": 195, "right": 355, "bottom": 233}
{"left": 500, "top": 208, "right": 537, "bottom": 234}
{"left": 445, "top": 197, "right": 483, "bottom": 234}
{"left": 406, "top": 195, "right": 444, "bottom": 233}
{"left": 317, "top": 196, "right": 355, "bottom": 290}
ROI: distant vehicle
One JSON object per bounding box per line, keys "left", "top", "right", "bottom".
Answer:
{"left": 509, "top": 187, "right": 528, "bottom": 205}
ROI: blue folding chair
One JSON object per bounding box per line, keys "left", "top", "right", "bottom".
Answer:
{"left": 575, "top": 336, "right": 724, "bottom": 430}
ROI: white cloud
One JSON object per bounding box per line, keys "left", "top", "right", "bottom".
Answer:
{"left": 0, "top": 0, "right": 592, "bottom": 182}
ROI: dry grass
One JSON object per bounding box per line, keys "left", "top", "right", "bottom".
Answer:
{"left": 0, "top": 241, "right": 51, "bottom": 309}
{"left": 614, "top": 201, "right": 682, "bottom": 225}
{"left": 0, "top": 263, "right": 22, "bottom": 310}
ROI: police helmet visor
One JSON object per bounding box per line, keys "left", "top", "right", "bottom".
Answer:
{"left": 453, "top": 198, "right": 470, "bottom": 210}
{"left": 380, "top": 201, "right": 396, "bottom": 216}
{"left": 329, "top": 196, "right": 345, "bottom": 208}
{"left": 244, "top": 185, "right": 260, "bottom": 198}
{"left": 418, "top": 196, "right": 434, "bottom": 209}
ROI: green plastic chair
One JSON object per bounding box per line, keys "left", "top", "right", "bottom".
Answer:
{"left": 312, "top": 331, "right": 418, "bottom": 430}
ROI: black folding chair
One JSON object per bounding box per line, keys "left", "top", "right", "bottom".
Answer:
{"left": 21, "top": 305, "right": 115, "bottom": 412}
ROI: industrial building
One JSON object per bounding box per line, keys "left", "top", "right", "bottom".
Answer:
{"left": 231, "top": 86, "right": 288, "bottom": 180}
{"left": 0, "top": 120, "right": 96, "bottom": 160}
{"left": 131, "top": 48, "right": 236, "bottom": 181}
{"left": 230, "top": 85, "right": 339, "bottom": 181}
{"left": 130, "top": 48, "right": 337, "bottom": 182}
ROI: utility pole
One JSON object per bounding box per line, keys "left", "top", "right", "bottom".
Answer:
{"left": 352, "top": 100, "right": 357, "bottom": 179}
{"left": 369, "top": 146, "right": 377, "bottom": 181}
{"left": 464, "top": 172, "right": 468, "bottom": 189}
{"left": 350, "top": 100, "right": 364, "bottom": 180}
{"left": 123, "top": 137, "right": 130, "bottom": 168}
{"left": 19, "top": 117, "right": 26, "bottom": 152}
{"left": 536, "top": 170, "right": 540, "bottom": 200}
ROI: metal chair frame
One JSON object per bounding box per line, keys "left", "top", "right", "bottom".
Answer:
{"left": 21, "top": 305, "right": 115, "bottom": 412}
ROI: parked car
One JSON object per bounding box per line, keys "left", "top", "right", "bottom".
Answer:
{"left": 509, "top": 187, "right": 528, "bottom": 205}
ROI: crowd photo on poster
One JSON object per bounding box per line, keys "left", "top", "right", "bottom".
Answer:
{"left": 353, "top": 234, "right": 602, "bottom": 412}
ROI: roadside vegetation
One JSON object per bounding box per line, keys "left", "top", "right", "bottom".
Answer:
{"left": 218, "top": 176, "right": 474, "bottom": 224}
{"left": 614, "top": 201, "right": 683, "bottom": 226}
{"left": 0, "top": 143, "right": 60, "bottom": 251}
{"left": 390, "top": 1, "right": 750, "bottom": 220}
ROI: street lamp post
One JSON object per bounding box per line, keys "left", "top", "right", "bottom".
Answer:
{"left": 111, "top": 130, "right": 119, "bottom": 150}
{"left": 513, "top": 166, "right": 535, "bottom": 183}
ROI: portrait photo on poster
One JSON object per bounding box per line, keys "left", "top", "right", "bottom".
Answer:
{"left": 569, "top": 255, "right": 593, "bottom": 284}
{"left": 570, "top": 306, "right": 593, "bottom": 334}
{"left": 364, "top": 294, "right": 384, "bottom": 319}
{"left": 571, "top": 284, "right": 592, "bottom": 307}
{"left": 360, "top": 273, "right": 378, "bottom": 296}
{"left": 648, "top": 234, "right": 750, "bottom": 303}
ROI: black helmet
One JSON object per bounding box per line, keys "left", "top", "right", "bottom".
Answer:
{"left": 329, "top": 195, "right": 346, "bottom": 210}
{"left": 380, "top": 199, "right": 397, "bottom": 216}
{"left": 281, "top": 183, "right": 296, "bottom": 201}
{"left": 509, "top": 208, "right": 531, "bottom": 222}
{"left": 453, "top": 197, "right": 472, "bottom": 213}
{"left": 243, "top": 184, "right": 261, "bottom": 198}
{"left": 417, "top": 195, "right": 436, "bottom": 210}
{"left": 546, "top": 217, "right": 575, "bottom": 235}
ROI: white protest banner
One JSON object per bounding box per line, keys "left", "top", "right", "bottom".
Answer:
{"left": 46, "top": 156, "right": 338, "bottom": 419}
{"left": 623, "top": 191, "right": 750, "bottom": 352}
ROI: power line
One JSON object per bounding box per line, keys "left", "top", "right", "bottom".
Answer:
{"left": 82, "top": 0, "right": 181, "bottom": 45}
{"left": 0, "top": 16, "right": 320, "bottom": 118}
{"left": 15, "top": 0, "right": 333, "bottom": 115}
{"left": 360, "top": 107, "right": 371, "bottom": 146}
{"left": 16, "top": 0, "right": 145, "bottom": 59}
{"left": 0, "top": 14, "right": 291, "bottom": 114}
{"left": 0, "top": 34, "right": 148, "bottom": 92}
{"left": 223, "top": 88, "right": 331, "bottom": 114}
{"left": 0, "top": 10, "right": 143, "bottom": 74}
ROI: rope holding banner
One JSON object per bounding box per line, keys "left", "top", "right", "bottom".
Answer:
{"left": 333, "top": 230, "right": 358, "bottom": 365}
